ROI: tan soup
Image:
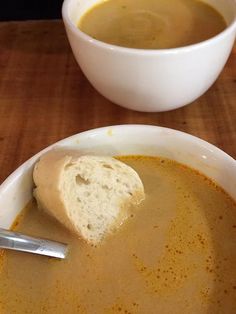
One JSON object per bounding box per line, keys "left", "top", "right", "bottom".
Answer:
{"left": 78, "top": 0, "right": 227, "bottom": 49}
{"left": 1, "top": 156, "right": 236, "bottom": 313}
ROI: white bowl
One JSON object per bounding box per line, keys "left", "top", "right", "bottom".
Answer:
{"left": 62, "top": 0, "right": 236, "bottom": 112}
{"left": 0, "top": 125, "right": 235, "bottom": 229}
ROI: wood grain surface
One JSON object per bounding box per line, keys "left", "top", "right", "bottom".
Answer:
{"left": 0, "top": 20, "right": 235, "bottom": 184}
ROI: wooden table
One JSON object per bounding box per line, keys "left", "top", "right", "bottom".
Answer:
{"left": 0, "top": 20, "right": 235, "bottom": 184}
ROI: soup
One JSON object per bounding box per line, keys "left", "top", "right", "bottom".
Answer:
{"left": 78, "top": 0, "right": 227, "bottom": 49}
{"left": 1, "top": 156, "right": 236, "bottom": 313}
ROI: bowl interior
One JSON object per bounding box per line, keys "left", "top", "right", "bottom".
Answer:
{"left": 0, "top": 125, "right": 235, "bottom": 229}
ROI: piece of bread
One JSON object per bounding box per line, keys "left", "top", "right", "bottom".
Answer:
{"left": 33, "top": 151, "right": 145, "bottom": 244}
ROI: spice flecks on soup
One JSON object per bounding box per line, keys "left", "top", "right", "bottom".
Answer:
{"left": 78, "top": 0, "right": 227, "bottom": 49}
{"left": 0, "top": 156, "right": 236, "bottom": 313}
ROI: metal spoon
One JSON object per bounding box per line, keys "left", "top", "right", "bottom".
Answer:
{"left": 0, "top": 228, "right": 68, "bottom": 259}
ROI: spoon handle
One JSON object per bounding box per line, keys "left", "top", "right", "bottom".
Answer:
{"left": 0, "top": 228, "right": 68, "bottom": 259}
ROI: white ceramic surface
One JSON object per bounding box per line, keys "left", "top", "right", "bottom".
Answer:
{"left": 62, "top": 0, "right": 236, "bottom": 112}
{"left": 0, "top": 125, "right": 236, "bottom": 229}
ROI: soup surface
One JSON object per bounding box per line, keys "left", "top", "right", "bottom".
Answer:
{"left": 1, "top": 156, "right": 236, "bottom": 313}
{"left": 78, "top": 0, "right": 227, "bottom": 49}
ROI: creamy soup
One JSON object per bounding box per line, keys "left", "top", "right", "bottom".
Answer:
{"left": 78, "top": 0, "right": 227, "bottom": 49}
{"left": 0, "top": 156, "right": 236, "bottom": 313}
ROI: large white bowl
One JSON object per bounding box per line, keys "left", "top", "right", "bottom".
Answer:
{"left": 62, "top": 0, "right": 236, "bottom": 112}
{"left": 0, "top": 125, "right": 235, "bottom": 229}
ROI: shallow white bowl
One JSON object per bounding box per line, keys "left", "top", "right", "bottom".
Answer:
{"left": 62, "top": 0, "right": 236, "bottom": 112}
{"left": 0, "top": 125, "right": 235, "bottom": 228}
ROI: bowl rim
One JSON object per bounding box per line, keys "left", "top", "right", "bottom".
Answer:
{"left": 62, "top": 0, "right": 236, "bottom": 55}
{"left": 0, "top": 124, "right": 235, "bottom": 196}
